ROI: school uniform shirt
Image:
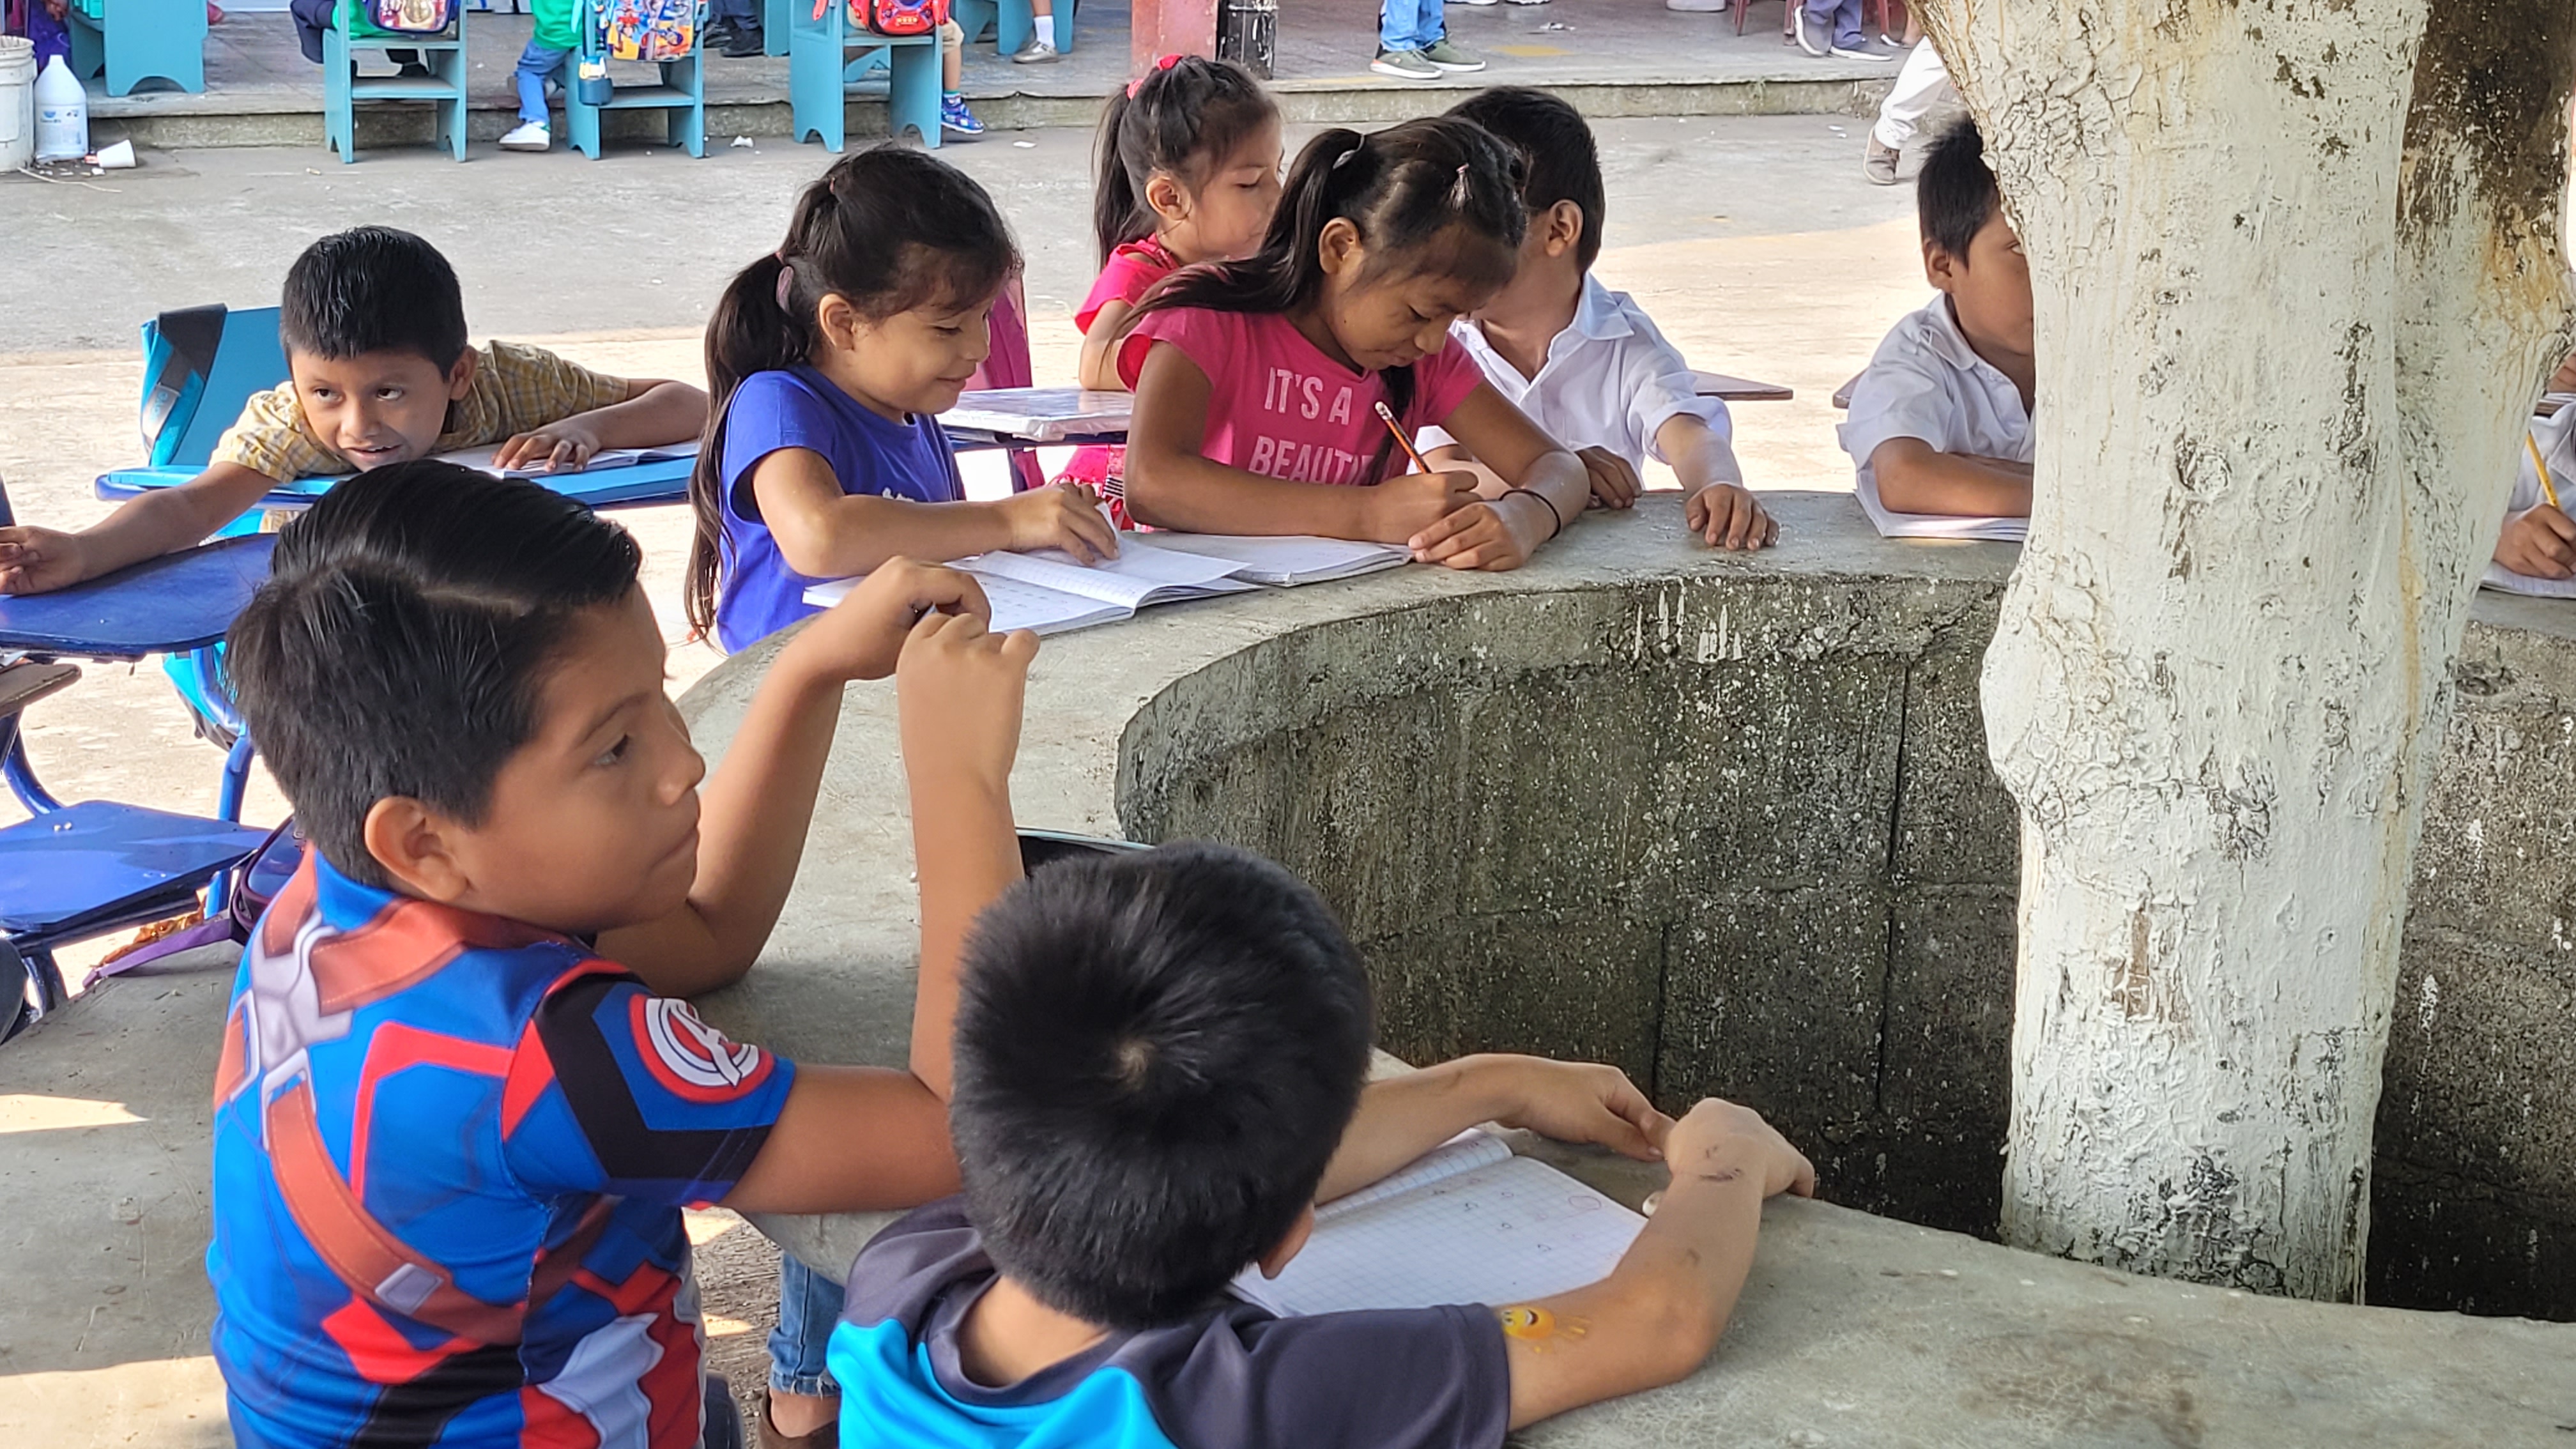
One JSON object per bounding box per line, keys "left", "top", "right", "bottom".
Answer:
{"left": 1416, "top": 274, "right": 1731, "bottom": 471}
{"left": 2500, "top": 401, "right": 2576, "bottom": 516}
{"left": 211, "top": 339, "right": 631, "bottom": 482}
{"left": 1837, "top": 293, "right": 2035, "bottom": 514}
{"left": 1117, "top": 306, "right": 1487, "bottom": 487}
{"left": 827, "top": 1198, "right": 1512, "bottom": 1449}
{"left": 714, "top": 364, "right": 965, "bottom": 654}
{"left": 1057, "top": 238, "right": 1185, "bottom": 522}
{"left": 207, "top": 853, "right": 796, "bottom": 1449}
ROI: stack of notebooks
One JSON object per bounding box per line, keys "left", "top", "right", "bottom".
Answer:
{"left": 802, "top": 533, "right": 1413, "bottom": 638}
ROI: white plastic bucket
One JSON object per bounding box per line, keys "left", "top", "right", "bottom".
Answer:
{"left": 0, "top": 38, "right": 34, "bottom": 174}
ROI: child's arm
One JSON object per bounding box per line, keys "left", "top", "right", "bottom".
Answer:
{"left": 0, "top": 463, "right": 279, "bottom": 595}
{"left": 750, "top": 448, "right": 1121, "bottom": 576}
{"left": 1500, "top": 1098, "right": 1814, "bottom": 1430}
{"left": 1122, "top": 342, "right": 1477, "bottom": 542}
{"left": 1312, "top": 1055, "right": 1669, "bottom": 1205}
{"left": 1405, "top": 384, "right": 1591, "bottom": 572}
{"left": 1078, "top": 299, "right": 1137, "bottom": 392}
{"left": 1869, "top": 436, "right": 2034, "bottom": 517}
{"left": 1662, "top": 415, "right": 1775, "bottom": 551}
{"left": 597, "top": 559, "right": 993, "bottom": 998}
{"left": 718, "top": 608, "right": 1039, "bottom": 1214}
{"left": 491, "top": 377, "right": 710, "bottom": 473}
{"left": 2497, "top": 504, "right": 2576, "bottom": 578}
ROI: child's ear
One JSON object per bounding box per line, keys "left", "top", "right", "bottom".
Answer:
{"left": 1254, "top": 1205, "right": 1317, "bottom": 1279}
{"left": 1317, "top": 217, "right": 1363, "bottom": 279}
{"left": 443, "top": 349, "right": 479, "bottom": 402}
{"left": 362, "top": 796, "right": 476, "bottom": 904}
{"left": 1923, "top": 237, "right": 1962, "bottom": 291}
{"left": 1144, "top": 170, "right": 1190, "bottom": 227}
{"left": 1544, "top": 200, "right": 1584, "bottom": 259}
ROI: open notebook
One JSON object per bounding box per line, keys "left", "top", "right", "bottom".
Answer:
{"left": 1855, "top": 486, "right": 2028, "bottom": 543}
{"left": 802, "top": 533, "right": 1411, "bottom": 637}
{"left": 1229, "top": 1131, "right": 1646, "bottom": 1318}
{"left": 2480, "top": 563, "right": 2576, "bottom": 599}
{"left": 439, "top": 440, "right": 701, "bottom": 481}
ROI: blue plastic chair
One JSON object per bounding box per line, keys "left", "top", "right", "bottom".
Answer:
{"left": 65, "top": 0, "right": 207, "bottom": 95}
{"left": 0, "top": 489, "right": 277, "bottom": 1042}
{"left": 323, "top": 0, "right": 471, "bottom": 164}
{"left": 565, "top": 0, "right": 710, "bottom": 158}
{"left": 787, "top": 0, "right": 942, "bottom": 151}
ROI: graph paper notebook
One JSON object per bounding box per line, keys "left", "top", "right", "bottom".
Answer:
{"left": 1229, "top": 1131, "right": 1646, "bottom": 1317}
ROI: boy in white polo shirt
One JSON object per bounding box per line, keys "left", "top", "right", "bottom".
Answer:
{"left": 1839, "top": 118, "right": 2037, "bottom": 526}
{"left": 1422, "top": 88, "right": 1775, "bottom": 551}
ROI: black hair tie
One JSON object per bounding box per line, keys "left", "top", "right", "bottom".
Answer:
{"left": 1505, "top": 486, "right": 1565, "bottom": 540}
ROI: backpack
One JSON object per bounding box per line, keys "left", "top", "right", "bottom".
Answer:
{"left": 369, "top": 0, "right": 453, "bottom": 33}
{"left": 604, "top": 0, "right": 695, "bottom": 61}
{"left": 825, "top": 0, "right": 946, "bottom": 39}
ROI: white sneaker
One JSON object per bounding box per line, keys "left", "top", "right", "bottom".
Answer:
{"left": 1460, "top": 0, "right": 1501, "bottom": 8}
{"left": 1665, "top": 0, "right": 1728, "bottom": 10}
{"left": 1010, "top": 34, "right": 1059, "bottom": 61}
{"left": 1503, "top": 0, "right": 1551, "bottom": 7}
{"left": 500, "top": 121, "right": 550, "bottom": 151}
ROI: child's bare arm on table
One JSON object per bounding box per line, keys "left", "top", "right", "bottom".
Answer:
{"left": 1500, "top": 1098, "right": 1814, "bottom": 1430}
{"left": 493, "top": 378, "right": 710, "bottom": 472}
{"left": 748, "top": 448, "right": 1119, "bottom": 577}
{"left": 1662, "top": 414, "right": 1774, "bottom": 551}
{"left": 1406, "top": 385, "right": 1590, "bottom": 572}
{"left": 0, "top": 462, "right": 280, "bottom": 595}
{"left": 1869, "top": 436, "right": 2034, "bottom": 518}
{"left": 716, "top": 604, "right": 1039, "bottom": 1215}
{"left": 1311, "top": 1054, "right": 1670, "bottom": 1206}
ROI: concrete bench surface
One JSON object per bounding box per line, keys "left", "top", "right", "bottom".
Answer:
{"left": 4, "top": 491, "right": 2572, "bottom": 1446}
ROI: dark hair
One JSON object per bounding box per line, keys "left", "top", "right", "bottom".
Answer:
{"left": 226, "top": 461, "right": 643, "bottom": 890}
{"left": 1919, "top": 118, "right": 2002, "bottom": 261}
{"left": 685, "top": 147, "right": 1021, "bottom": 639}
{"left": 1445, "top": 86, "right": 1605, "bottom": 270}
{"left": 1092, "top": 56, "right": 1278, "bottom": 265}
{"left": 279, "top": 226, "right": 469, "bottom": 372}
{"left": 1133, "top": 118, "right": 1527, "bottom": 480}
{"left": 951, "top": 843, "right": 1374, "bottom": 1330}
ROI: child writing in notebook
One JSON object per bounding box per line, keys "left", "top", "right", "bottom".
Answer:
{"left": 686, "top": 146, "right": 1119, "bottom": 654}
{"left": 1118, "top": 117, "right": 1594, "bottom": 572}
{"left": 2488, "top": 384, "right": 2576, "bottom": 582}
{"left": 1059, "top": 54, "right": 1282, "bottom": 527}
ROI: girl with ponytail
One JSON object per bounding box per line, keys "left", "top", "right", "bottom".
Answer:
{"left": 685, "top": 146, "right": 1117, "bottom": 653}
{"left": 1061, "top": 55, "right": 1281, "bottom": 525}
{"left": 1117, "top": 116, "right": 1591, "bottom": 570}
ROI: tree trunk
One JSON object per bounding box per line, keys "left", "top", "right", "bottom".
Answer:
{"left": 1913, "top": 0, "right": 2575, "bottom": 1298}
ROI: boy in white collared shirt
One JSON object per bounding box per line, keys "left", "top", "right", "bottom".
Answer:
{"left": 1839, "top": 118, "right": 2037, "bottom": 525}
{"left": 1422, "top": 88, "right": 1775, "bottom": 551}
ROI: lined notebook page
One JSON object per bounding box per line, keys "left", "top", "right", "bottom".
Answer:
{"left": 1232, "top": 1136, "right": 1645, "bottom": 1318}
{"left": 970, "top": 544, "right": 1254, "bottom": 611}
{"left": 2481, "top": 562, "right": 2576, "bottom": 599}
{"left": 1142, "top": 533, "right": 1412, "bottom": 586}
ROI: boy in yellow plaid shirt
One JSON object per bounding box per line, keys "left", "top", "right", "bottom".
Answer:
{"left": 0, "top": 226, "right": 706, "bottom": 595}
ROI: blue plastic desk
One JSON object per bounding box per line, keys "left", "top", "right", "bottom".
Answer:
{"left": 0, "top": 535, "right": 277, "bottom": 659}
{"left": 95, "top": 459, "right": 701, "bottom": 513}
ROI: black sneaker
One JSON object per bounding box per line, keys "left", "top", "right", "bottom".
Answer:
{"left": 703, "top": 17, "right": 739, "bottom": 45}
{"left": 1831, "top": 36, "right": 1902, "bottom": 59}
{"left": 721, "top": 26, "right": 765, "bottom": 56}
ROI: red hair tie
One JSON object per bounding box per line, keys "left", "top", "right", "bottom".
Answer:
{"left": 1126, "top": 51, "right": 1185, "bottom": 97}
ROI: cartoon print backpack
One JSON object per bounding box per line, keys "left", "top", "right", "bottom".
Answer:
{"left": 369, "top": 0, "right": 453, "bottom": 34}
{"left": 818, "top": 0, "right": 947, "bottom": 39}
{"left": 604, "top": 0, "right": 696, "bottom": 61}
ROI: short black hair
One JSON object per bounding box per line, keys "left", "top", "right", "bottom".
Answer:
{"left": 1446, "top": 86, "right": 1606, "bottom": 268}
{"left": 225, "top": 461, "right": 642, "bottom": 889}
{"left": 951, "top": 843, "right": 1374, "bottom": 1330}
{"left": 279, "top": 226, "right": 470, "bottom": 372}
{"left": 1919, "top": 118, "right": 2002, "bottom": 261}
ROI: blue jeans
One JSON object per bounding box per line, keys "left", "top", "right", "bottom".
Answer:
{"left": 767, "top": 1255, "right": 846, "bottom": 1398}
{"left": 1378, "top": 0, "right": 1443, "bottom": 53}
{"left": 513, "top": 36, "right": 571, "bottom": 125}
{"left": 1803, "top": 0, "right": 1862, "bottom": 49}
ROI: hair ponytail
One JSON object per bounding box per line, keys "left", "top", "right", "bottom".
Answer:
{"left": 684, "top": 147, "right": 1021, "bottom": 640}
{"left": 1091, "top": 56, "right": 1279, "bottom": 265}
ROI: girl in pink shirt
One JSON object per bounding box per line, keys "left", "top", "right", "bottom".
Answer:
{"left": 1061, "top": 56, "right": 1282, "bottom": 526}
{"left": 1119, "top": 117, "right": 1591, "bottom": 571}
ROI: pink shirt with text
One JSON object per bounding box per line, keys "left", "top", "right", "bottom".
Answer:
{"left": 1057, "top": 240, "right": 1186, "bottom": 517}
{"left": 1119, "top": 306, "right": 1486, "bottom": 487}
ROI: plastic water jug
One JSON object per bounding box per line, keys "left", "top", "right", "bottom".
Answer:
{"left": 0, "top": 38, "right": 33, "bottom": 172}
{"left": 34, "top": 52, "right": 87, "bottom": 164}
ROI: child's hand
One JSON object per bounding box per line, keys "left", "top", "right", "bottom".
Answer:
{"left": 0, "top": 525, "right": 91, "bottom": 595}
{"left": 1364, "top": 470, "right": 1479, "bottom": 544}
{"left": 493, "top": 419, "right": 609, "bottom": 473}
{"left": 2497, "top": 505, "right": 2576, "bottom": 579}
{"left": 1476, "top": 1056, "right": 1672, "bottom": 1162}
{"left": 897, "top": 611, "right": 1039, "bottom": 793}
{"left": 1662, "top": 1098, "right": 1815, "bottom": 1200}
{"left": 789, "top": 558, "right": 991, "bottom": 683}
{"left": 997, "top": 483, "right": 1121, "bottom": 564}
{"left": 1684, "top": 482, "right": 1778, "bottom": 551}
{"left": 1577, "top": 447, "right": 1642, "bottom": 510}
{"left": 1409, "top": 489, "right": 1555, "bottom": 572}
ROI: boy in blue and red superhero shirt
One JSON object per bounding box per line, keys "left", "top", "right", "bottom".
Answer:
{"left": 208, "top": 459, "right": 1037, "bottom": 1449}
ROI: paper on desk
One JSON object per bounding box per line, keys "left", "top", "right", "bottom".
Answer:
{"left": 2480, "top": 563, "right": 2576, "bottom": 599}
{"left": 438, "top": 440, "right": 701, "bottom": 480}
{"left": 1142, "top": 533, "right": 1413, "bottom": 585}
{"left": 1854, "top": 487, "right": 2028, "bottom": 543}
{"left": 940, "top": 388, "right": 1135, "bottom": 443}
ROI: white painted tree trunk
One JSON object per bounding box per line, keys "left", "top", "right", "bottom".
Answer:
{"left": 1913, "top": 1, "right": 2575, "bottom": 1297}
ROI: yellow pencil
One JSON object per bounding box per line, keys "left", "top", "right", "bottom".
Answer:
{"left": 1375, "top": 402, "right": 1434, "bottom": 475}
{"left": 2529, "top": 431, "right": 2562, "bottom": 512}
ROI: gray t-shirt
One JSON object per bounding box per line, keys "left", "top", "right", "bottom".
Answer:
{"left": 826, "top": 1197, "right": 1512, "bottom": 1448}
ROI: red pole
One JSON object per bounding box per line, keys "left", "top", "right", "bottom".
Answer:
{"left": 1130, "top": 0, "right": 1217, "bottom": 74}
